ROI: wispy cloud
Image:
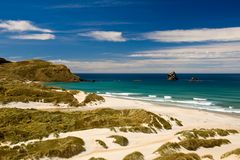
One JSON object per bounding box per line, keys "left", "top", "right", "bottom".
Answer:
{"left": 50, "top": 57, "right": 240, "bottom": 73}
{"left": 48, "top": 0, "right": 140, "bottom": 9}
{"left": 47, "top": 4, "right": 87, "bottom": 9}
{"left": 78, "top": 21, "right": 131, "bottom": 26}
{"left": 49, "top": 42, "right": 240, "bottom": 73}
{"left": 129, "top": 42, "right": 240, "bottom": 59}
{"left": 143, "top": 27, "right": 240, "bottom": 42}
{"left": 10, "top": 34, "right": 55, "bottom": 40}
{"left": 79, "top": 31, "right": 126, "bottom": 42}
{"left": 0, "top": 20, "right": 52, "bottom": 33}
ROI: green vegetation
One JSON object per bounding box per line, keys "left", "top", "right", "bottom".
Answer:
{"left": 0, "top": 80, "right": 80, "bottom": 106}
{"left": 0, "top": 59, "right": 80, "bottom": 82}
{"left": 0, "top": 136, "right": 85, "bottom": 160}
{"left": 154, "top": 142, "right": 181, "bottom": 156}
{"left": 96, "top": 139, "right": 108, "bottom": 149}
{"left": 202, "top": 154, "right": 214, "bottom": 160}
{"left": 81, "top": 93, "right": 105, "bottom": 105}
{"left": 0, "top": 108, "right": 171, "bottom": 144}
{"left": 89, "top": 158, "right": 107, "bottom": 160}
{"left": 176, "top": 128, "right": 238, "bottom": 139}
{"left": 221, "top": 148, "right": 240, "bottom": 159}
{"left": 170, "top": 117, "right": 183, "bottom": 126}
{"left": 154, "top": 153, "right": 201, "bottom": 160}
{"left": 123, "top": 151, "right": 144, "bottom": 160}
{"left": 108, "top": 135, "right": 129, "bottom": 146}
{"left": 119, "top": 126, "right": 155, "bottom": 134}
{"left": 179, "top": 138, "right": 230, "bottom": 151}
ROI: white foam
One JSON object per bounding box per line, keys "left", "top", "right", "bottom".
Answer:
{"left": 164, "top": 96, "right": 172, "bottom": 100}
{"left": 105, "top": 92, "right": 140, "bottom": 96}
{"left": 148, "top": 95, "right": 157, "bottom": 98}
{"left": 193, "top": 98, "right": 207, "bottom": 101}
{"left": 172, "top": 100, "right": 212, "bottom": 106}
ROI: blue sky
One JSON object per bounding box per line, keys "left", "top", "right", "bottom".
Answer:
{"left": 0, "top": 0, "right": 240, "bottom": 73}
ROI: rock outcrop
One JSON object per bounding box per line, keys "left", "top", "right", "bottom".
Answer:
{"left": 0, "top": 58, "right": 80, "bottom": 82}
{"left": 189, "top": 77, "right": 199, "bottom": 82}
{"left": 0, "top": 58, "right": 11, "bottom": 64}
{"left": 167, "top": 71, "right": 178, "bottom": 81}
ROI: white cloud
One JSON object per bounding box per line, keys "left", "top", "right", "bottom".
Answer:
{"left": 50, "top": 57, "right": 240, "bottom": 73}
{"left": 49, "top": 42, "right": 240, "bottom": 73}
{"left": 80, "top": 31, "right": 126, "bottom": 42}
{"left": 129, "top": 42, "right": 240, "bottom": 59}
{"left": 143, "top": 27, "right": 240, "bottom": 42}
{"left": 10, "top": 34, "right": 55, "bottom": 40}
{"left": 0, "top": 20, "right": 52, "bottom": 33}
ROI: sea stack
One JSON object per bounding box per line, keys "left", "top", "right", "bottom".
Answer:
{"left": 167, "top": 71, "right": 178, "bottom": 81}
{"left": 189, "top": 77, "right": 199, "bottom": 82}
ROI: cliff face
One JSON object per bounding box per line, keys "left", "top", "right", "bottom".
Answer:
{"left": 0, "top": 59, "right": 80, "bottom": 82}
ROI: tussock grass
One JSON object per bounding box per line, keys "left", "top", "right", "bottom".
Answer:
{"left": 202, "top": 154, "right": 214, "bottom": 159}
{"left": 221, "top": 148, "right": 240, "bottom": 159}
{"left": 96, "top": 139, "right": 108, "bottom": 149}
{"left": 154, "top": 152, "right": 201, "bottom": 160}
{"left": 179, "top": 138, "right": 230, "bottom": 151}
{"left": 0, "top": 136, "right": 85, "bottom": 159}
{"left": 0, "top": 108, "right": 171, "bottom": 143}
{"left": 0, "top": 80, "right": 80, "bottom": 106}
{"left": 81, "top": 93, "right": 105, "bottom": 105}
{"left": 123, "top": 151, "right": 144, "bottom": 160}
{"left": 176, "top": 128, "right": 238, "bottom": 139}
{"left": 108, "top": 135, "right": 129, "bottom": 146}
{"left": 170, "top": 117, "right": 183, "bottom": 126}
{"left": 89, "top": 158, "right": 107, "bottom": 160}
{"left": 154, "top": 142, "right": 181, "bottom": 156}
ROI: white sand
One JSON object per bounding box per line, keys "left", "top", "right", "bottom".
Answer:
{"left": 1, "top": 93, "right": 240, "bottom": 160}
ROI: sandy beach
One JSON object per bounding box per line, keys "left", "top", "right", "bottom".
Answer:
{"left": 1, "top": 92, "right": 240, "bottom": 160}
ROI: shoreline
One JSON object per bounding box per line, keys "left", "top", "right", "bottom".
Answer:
{"left": 100, "top": 94, "right": 240, "bottom": 118}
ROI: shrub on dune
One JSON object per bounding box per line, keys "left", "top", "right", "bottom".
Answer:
{"left": 123, "top": 151, "right": 144, "bottom": 160}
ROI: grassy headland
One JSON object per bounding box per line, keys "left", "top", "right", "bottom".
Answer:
{"left": 0, "top": 59, "right": 80, "bottom": 82}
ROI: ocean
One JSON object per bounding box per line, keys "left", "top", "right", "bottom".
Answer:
{"left": 47, "top": 74, "right": 240, "bottom": 113}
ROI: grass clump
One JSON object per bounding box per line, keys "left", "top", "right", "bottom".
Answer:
{"left": 154, "top": 142, "right": 181, "bottom": 156}
{"left": 202, "top": 154, "right": 214, "bottom": 159}
{"left": 108, "top": 135, "right": 129, "bottom": 146}
{"left": 179, "top": 138, "right": 230, "bottom": 151}
{"left": 96, "top": 139, "right": 108, "bottom": 149}
{"left": 0, "top": 80, "right": 80, "bottom": 106}
{"left": 176, "top": 128, "right": 238, "bottom": 139}
{"left": 120, "top": 126, "right": 155, "bottom": 134}
{"left": 0, "top": 108, "right": 170, "bottom": 144}
{"left": 221, "top": 148, "right": 240, "bottom": 159}
{"left": 170, "top": 117, "right": 183, "bottom": 126}
{"left": 123, "top": 151, "right": 144, "bottom": 160}
{"left": 154, "top": 152, "right": 201, "bottom": 160}
{"left": 89, "top": 158, "right": 107, "bottom": 160}
{"left": 81, "top": 93, "right": 105, "bottom": 105}
{"left": 0, "top": 136, "right": 85, "bottom": 159}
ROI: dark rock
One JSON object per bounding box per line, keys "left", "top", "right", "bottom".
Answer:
{"left": 189, "top": 77, "right": 200, "bottom": 82}
{"left": 0, "top": 58, "right": 11, "bottom": 64}
{"left": 167, "top": 71, "right": 178, "bottom": 81}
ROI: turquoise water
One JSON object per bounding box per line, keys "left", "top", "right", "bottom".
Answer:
{"left": 47, "top": 74, "right": 240, "bottom": 113}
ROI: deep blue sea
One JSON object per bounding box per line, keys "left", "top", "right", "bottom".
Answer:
{"left": 47, "top": 74, "right": 240, "bottom": 113}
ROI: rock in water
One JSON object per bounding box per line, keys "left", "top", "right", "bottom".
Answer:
{"left": 167, "top": 71, "right": 178, "bottom": 80}
{"left": 189, "top": 77, "right": 199, "bottom": 82}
